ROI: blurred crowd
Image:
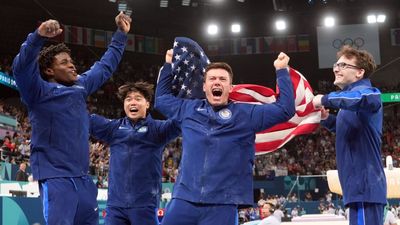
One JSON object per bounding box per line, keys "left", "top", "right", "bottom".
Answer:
{"left": 1, "top": 52, "right": 400, "bottom": 193}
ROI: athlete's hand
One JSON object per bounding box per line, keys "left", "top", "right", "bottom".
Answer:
{"left": 312, "top": 94, "right": 323, "bottom": 109}
{"left": 274, "top": 52, "right": 290, "bottom": 70}
{"left": 165, "top": 49, "right": 173, "bottom": 64}
{"left": 115, "top": 11, "right": 131, "bottom": 34}
{"left": 38, "top": 20, "right": 62, "bottom": 38}
{"left": 320, "top": 107, "right": 330, "bottom": 120}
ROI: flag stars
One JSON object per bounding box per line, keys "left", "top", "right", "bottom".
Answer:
{"left": 190, "top": 65, "right": 196, "bottom": 71}
{"left": 176, "top": 67, "right": 181, "bottom": 73}
{"left": 181, "top": 84, "right": 187, "bottom": 90}
{"left": 183, "top": 59, "right": 189, "bottom": 65}
{"left": 181, "top": 46, "right": 188, "bottom": 52}
{"left": 186, "top": 89, "right": 192, "bottom": 95}
{"left": 173, "top": 41, "right": 178, "bottom": 47}
{"left": 174, "top": 54, "right": 181, "bottom": 61}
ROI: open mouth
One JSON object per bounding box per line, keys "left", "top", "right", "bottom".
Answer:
{"left": 129, "top": 107, "right": 139, "bottom": 113}
{"left": 71, "top": 70, "right": 77, "bottom": 76}
{"left": 212, "top": 88, "right": 223, "bottom": 97}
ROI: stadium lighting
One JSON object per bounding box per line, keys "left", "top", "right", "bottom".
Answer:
{"left": 125, "top": 8, "right": 132, "bottom": 17}
{"left": 275, "top": 20, "right": 286, "bottom": 31}
{"left": 118, "top": 2, "right": 127, "bottom": 11}
{"left": 367, "top": 15, "right": 377, "bottom": 24}
{"left": 182, "top": 0, "right": 191, "bottom": 6}
{"left": 207, "top": 24, "right": 218, "bottom": 35}
{"left": 231, "top": 23, "right": 241, "bottom": 33}
{"left": 377, "top": 14, "right": 386, "bottom": 23}
{"left": 367, "top": 14, "right": 386, "bottom": 24}
{"left": 324, "top": 16, "right": 335, "bottom": 27}
{"left": 160, "top": 0, "right": 168, "bottom": 7}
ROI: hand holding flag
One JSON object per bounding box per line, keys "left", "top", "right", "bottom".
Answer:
{"left": 170, "top": 37, "right": 321, "bottom": 154}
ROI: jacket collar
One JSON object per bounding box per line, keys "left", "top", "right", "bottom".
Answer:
{"left": 124, "top": 115, "right": 152, "bottom": 127}
{"left": 342, "top": 78, "right": 372, "bottom": 91}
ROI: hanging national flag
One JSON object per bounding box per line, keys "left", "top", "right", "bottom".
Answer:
{"left": 105, "top": 31, "right": 114, "bottom": 46}
{"left": 94, "top": 30, "right": 106, "bottom": 48}
{"left": 170, "top": 37, "right": 320, "bottom": 154}
{"left": 126, "top": 34, "right": 135, "bottom": 51}
{"left": 63, "top": 25, "right": 71, "bottom": 44}
{"left": 297, "top": 34, "right": 310, "bottom": 52}
{"left": 135, "top": 35, "right": 145, "bottom": 52}
{"left": 287, "top": 35, "right": 298, "bottom": 52}
{"left": 145, "top": 36, "right": 155, "bottom": 54}
{"left": 273, "top": 36, "right": 288, "bottom": 53}
{"left": 391, "top": 28, "right": 400, "bottom": 46}
{"left": 70, "top": 26, "right": 83, "bottom": 45}
{"left": 82, "top": 27, "right": 93, "bottom": 46}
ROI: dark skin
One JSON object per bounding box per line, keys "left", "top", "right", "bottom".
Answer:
{"left": 39, "top": 12, "right": 131, "bottom": 85}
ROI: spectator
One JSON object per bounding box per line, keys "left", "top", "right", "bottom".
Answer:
{"left": 96, "top": 176, "right": 104, "bottom": 188}
{"left": 273, "top": 205, "right": 285, "bottom": 222}
{"left": 259, "top": 203, "right": 280, "bottom": 225}
{"left": 15, "top": 162, "right": 28, "bottom": 181}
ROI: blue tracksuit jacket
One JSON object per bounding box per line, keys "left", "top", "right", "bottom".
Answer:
{"left": 12, "top": 29, "right": 127, "bottom": 180}
{"left": 321, "top": 78, "right": 387, "bottom": 205}
{"left": 155, "top": 63, "right": 295, "bottom": 206}
{"left": 90, "top": 114, "right": 180, "bottom": 208}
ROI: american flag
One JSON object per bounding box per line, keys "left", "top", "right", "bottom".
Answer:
{"left": 230, "top": 68, "right": 321, "bottom": 154}
{"left": 171, "top": 37, "right": 321, "bottom": 154}
{"left": 171, "top": 37, "right": 210, "bottom": 99}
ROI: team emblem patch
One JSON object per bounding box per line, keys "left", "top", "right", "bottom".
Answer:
{"left": 218, "top": 109, "right": 232, "bottom": 120}
{"left": 138, "top": 126, "right": 148, "bottom": 133}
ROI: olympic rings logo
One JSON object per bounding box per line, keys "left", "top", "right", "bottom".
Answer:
{"left": 332, "top": 37, "right": 365, "bottom": 49}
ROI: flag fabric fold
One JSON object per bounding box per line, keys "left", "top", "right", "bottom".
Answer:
{"left": 170, "top": 37, "right": 210, "bottom": 99}
{"left": 170, "top": 37, "right": 321, "bottom": 155}
{"left": 230, "top": 69, "right": 321, "bottom": 155}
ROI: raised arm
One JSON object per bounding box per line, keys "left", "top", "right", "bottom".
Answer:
{"left": 252, "top": 52, "right": 296, "bottom": 131}
{"left": 154, "top": 49, "right": 187, "bottom": 120}
{"left": 79, "top": 12, "right": 131, "bottom": 95}
{"left": 12, "top": 20, "right": 63, "bottom": 105}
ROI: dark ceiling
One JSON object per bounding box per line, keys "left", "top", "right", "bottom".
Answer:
{"left": 2, "top": 0, "right": 400, "bottom": 40}
{"left": 1, "top": 0, "right": 400, "bottom": 96}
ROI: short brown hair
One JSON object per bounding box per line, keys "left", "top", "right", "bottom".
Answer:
{"left": 204, "top": 62, "right": 234, "bottom": 83}
{"left": 117, "top": 81, "right": 154, "bottom": 102}
{"left": 337, "top": 45, "right": 376, "bottom": 78}
{"left": 38, "top": 43, "right": 71, "bottom": 81}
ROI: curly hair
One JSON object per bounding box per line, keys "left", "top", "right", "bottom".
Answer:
{"left": 117, "top": 82, "right": 154, "bottom": 103}
{"left": 38, "top": 43, "right": 71, "bottom": 80}
{"left": 337, "top": 45, "right": 376, "bottom": 78}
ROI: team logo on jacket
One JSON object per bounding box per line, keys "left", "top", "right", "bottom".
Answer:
{"left": 138, "top": 126, "right": 148, "bottom": 133}
{"left": 218, "top": 109, "right": 232, "bottom": 120}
